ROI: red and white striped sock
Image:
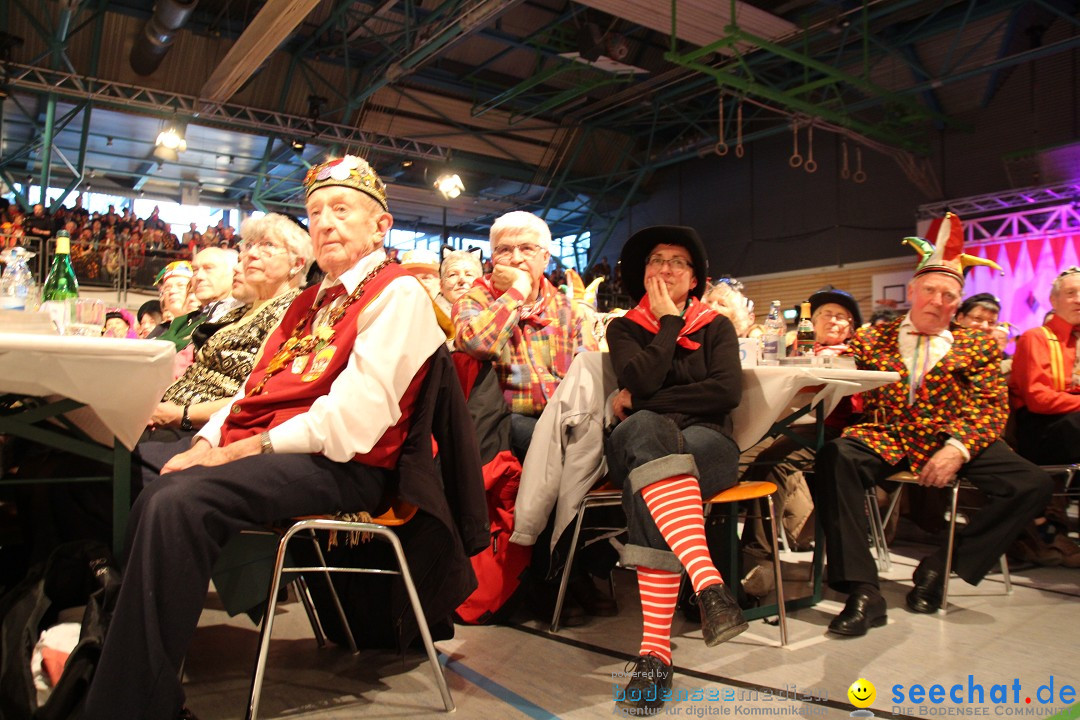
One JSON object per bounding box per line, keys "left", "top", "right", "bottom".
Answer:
{"left": 636, "top": 566, "right": 680, "bottom": 666}
{"left": 640, "top": 475, "right": 724, "bottom": 594}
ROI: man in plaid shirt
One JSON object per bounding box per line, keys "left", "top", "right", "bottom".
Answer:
{"left": 454, "top": 211, "right": 591, "bottom": 458}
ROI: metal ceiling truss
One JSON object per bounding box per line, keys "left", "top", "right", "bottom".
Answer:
{"left": 3, "top": 63, "right": 452, "bottom": 161}
{"left": 918, "top": 183, "right": 1080, "bottom": 220}
{"left": 963, "top": 202, "right": 1080, "bottom": 245}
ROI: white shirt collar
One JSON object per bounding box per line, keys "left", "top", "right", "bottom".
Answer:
{"left": 898, "top": 313, "right": 953, "bottom": 343}
{"left": 317, "top": 248, "right": 387, "bottom": 301}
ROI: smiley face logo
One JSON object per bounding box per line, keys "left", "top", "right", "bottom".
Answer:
{"left": 848, "top": 678, "right": 876, "bottom": 708}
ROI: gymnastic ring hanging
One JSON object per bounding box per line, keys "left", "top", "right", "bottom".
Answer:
{"left": 715, "top": 92, "right": 729, "bottom": 156}
{"left": 789, "top": 122, "right": 803, "bottom": 168}
{"left": 804, "top": 124, "right": 817, "bottom": 173}
{"left": 853, "top": 146, "right": 867, "bottom": 183}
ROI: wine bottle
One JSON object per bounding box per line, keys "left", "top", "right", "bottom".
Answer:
{"left": 42, "top": 231, "right": 80, "bottom": 302}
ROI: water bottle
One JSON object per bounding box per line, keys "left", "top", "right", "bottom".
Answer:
{"left": 0, "top": 247, "right": 37, "bottom": 310}
{"left": 762, "top": 300, "right": 785, "bottom": 365}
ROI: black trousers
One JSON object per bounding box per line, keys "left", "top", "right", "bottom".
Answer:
{"left": 80, "top": 440, "right": 388, "bottom": 720}
{"left": 1014, "top": 408, "right": 1080, "bottom": 465}
{"left": 814, "top": 437, "right": 1052, "bottom": 593}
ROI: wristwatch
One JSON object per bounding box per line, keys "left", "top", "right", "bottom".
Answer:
{"left": 180, "top": 404, "right": 192, "bottom": 431}
{"left": 260, "top": 431, "right": 274, "bottom": 454}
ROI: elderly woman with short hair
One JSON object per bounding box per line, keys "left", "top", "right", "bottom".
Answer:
{"left": 702, "top": 278, "right": 755, "bottom": 338}
{"left": 147, "top": 213, "right": 312, "bottom": 437}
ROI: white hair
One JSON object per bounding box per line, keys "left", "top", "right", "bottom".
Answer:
{"left": 489, "top": 211, "right": 552, "bottom": 252}
{"left": 239, "top": 213, "right": 315, "bottom": 274}
{"left": 441, "top": 249, "right": 483, "bottom": 279}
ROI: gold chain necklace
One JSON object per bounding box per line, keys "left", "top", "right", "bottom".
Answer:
{"left": 249, "top": 258, "right": 391, "bottom": 395}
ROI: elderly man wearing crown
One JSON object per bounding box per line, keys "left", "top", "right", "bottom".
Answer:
{"left": 814, "top": 213, "right": 1052, "bottom": 635}
{"left": 81, "top": 156, "right": 446, "bottom": 720}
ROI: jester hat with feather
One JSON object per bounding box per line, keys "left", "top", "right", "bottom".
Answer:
{"left": 903, "top": 212, "right": 1003, "bottom": 287}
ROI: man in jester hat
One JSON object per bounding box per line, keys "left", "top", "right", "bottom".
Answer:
{"left": 82, "top": 156, "right": 447, "bottom": 720}
{"left": 814, "top": 212, "right": 1051, "bottom": 635}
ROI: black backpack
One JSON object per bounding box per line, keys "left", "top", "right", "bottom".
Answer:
{"left": 0, "top": 541, "right": 120, "bottom": 720}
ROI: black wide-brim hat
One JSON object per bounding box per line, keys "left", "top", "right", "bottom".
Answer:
{"left": 808, "top": 285, "right": 863, "bottom": 327}
{"left": 619, "top": 225, "right": 709, "bottom": 302}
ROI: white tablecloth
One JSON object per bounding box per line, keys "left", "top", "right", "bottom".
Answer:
{"left": 0, "top": 333, "right": 176, "bottom": 449}
{"left": 732, "top": 365, "right": 900, "bottom": 451}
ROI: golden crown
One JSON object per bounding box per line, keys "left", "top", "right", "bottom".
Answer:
{"left": 303, "top": 155, "right": 388, "bottom": 209}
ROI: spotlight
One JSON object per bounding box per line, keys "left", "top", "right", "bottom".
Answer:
{"left": 434, "top": 173, "right": 465, "bottom": 200}
{"left": 106, "top": 136, "right": 114, "bottom": 147}
{"left": 155, "top": 126, "right": 186, "bottom": 152}
{"left": 290, "top": 138, "right": 306, "bottom": 152}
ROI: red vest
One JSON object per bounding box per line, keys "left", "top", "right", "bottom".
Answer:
{"left": 221, "top": 263, "right": 427, "bottom": 468}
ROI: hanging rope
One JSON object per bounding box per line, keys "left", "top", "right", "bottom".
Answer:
{"left": 853, "top": 146, "right": 866, "bottom": 183}
{"left": 735, "top": 99, "right": 745, "bottom": 158}
{"left": 841, "top": 140, "right": 851, "bottom": 179}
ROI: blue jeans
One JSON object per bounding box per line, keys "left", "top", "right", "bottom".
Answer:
{"left": 607, "top": 410, "right": 739, "bottom": 572}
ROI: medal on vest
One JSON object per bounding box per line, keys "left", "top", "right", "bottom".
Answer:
{"left": 248, "top": 259, "right": 389, "bottom": 396}
{"left": 302, "top": 346, "right": 336, "bottom": 382}
{"left": 291, "top": 355, "right": 309, "bottom": 374}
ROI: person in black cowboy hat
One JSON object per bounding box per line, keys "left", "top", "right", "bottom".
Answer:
{"left": 605, "top": 226, "right": 745, "bottom": 713}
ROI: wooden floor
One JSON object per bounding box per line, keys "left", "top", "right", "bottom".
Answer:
{"left": 181, "top": 531, "right": 1080, "bottom": 720}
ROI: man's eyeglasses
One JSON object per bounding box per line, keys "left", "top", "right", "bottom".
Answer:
{"left": 492, "top": 243, "right": 544, "bottom": 260}
{"left": 646, "top": 255, "right": 693, "bottom": 272}
{"left": 239, "top": 239, "right": 289, "bottom": 258}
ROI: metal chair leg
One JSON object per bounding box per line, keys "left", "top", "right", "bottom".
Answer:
{"left": 766, "top": 495, "right": 787, "bottom": 646}
{"left": 306, "top": 528, "right": 358, "bottom": 653}
{"left": 293, "top": 575, "right": 327, "bottom": 648}
{"left": 1000, "top": 555, "right": 1012, "bottom": 594}
{"left": 378, "top": 528, "right": 455, "bottom": 712}
{"left": 551, "top": 502, "right": 589, "bottom": 633}
{"left": 247, "top": 526, "right": 297, "bottom": 720}
{"left": 865, "top": 489, "right": 891, "bottom": 572}
{"left": 939, "top": 482, "right": 961, "bottom": 614}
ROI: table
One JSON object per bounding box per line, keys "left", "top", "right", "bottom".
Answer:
{"left": 728, "top": 364, "right": 900, "bottom": 620}
{"left": 733, "top": 365, "right": 900, "bottom": 452}
{"left": 0, "top": 333, "right": 176, "bottom": 553}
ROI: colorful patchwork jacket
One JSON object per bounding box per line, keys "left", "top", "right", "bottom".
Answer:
{"left": 842, "top": 317, "right": 1007, "bottom": 472}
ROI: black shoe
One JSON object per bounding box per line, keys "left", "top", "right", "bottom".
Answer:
{"left": 828, "top": 590, "right": 887, "bottom": 636}
{"left": 696, "top": 583, "right": 749, "bottom": 646}
{"left": 178, "top": 707, "right": 201, "bottom": 720}
{"left": 906, "top": 560, "right": 946, "bottom": 614}
{"left": 616, "top": 654, "right": 673, "bottom": 714}
{"left": 569, "top": 573, "right": 618, "bottom": 617}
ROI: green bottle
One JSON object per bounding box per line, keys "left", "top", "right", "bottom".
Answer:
{"left": 42, "top": 231, "right": 80, "bottom": 301}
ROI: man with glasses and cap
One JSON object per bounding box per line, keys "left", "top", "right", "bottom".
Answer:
{"left": 815, "top": 213, "right": 1052, "bottom": 635}
{"left": 80, "top": 156, "right": 448, "bottom": 720}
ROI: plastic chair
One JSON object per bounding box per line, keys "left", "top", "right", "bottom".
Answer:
{"left": 865, "top": 472, "right": 1011, "bottom": 614}
{"left": 246, "top": 498, "right": 455, "bottom": 720}
{"left": 702, "top": 481, "right": 787, "bottom": 647}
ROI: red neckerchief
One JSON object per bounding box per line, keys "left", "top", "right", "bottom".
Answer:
{"left": 623, "top": 296, "right": 717, "bottom": 350}
{"left": 477, "top": 275, "right": 553, "bottom": 328}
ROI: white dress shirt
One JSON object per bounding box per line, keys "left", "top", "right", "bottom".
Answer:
{"left": 197, "top": 249, "right": 445, "bottom": 462}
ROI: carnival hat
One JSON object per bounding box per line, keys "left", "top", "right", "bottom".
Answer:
{"left": 619, "top": 225, "right": 709, "bottom": 302}
{"left": 903, "top": 212, "right": 1002, "bottom": 286}
{"left": 303, "top": 155, "right": 388, "bottom": 210}
{"left": 809, "top": 285, "right": 863, "bottom": 327}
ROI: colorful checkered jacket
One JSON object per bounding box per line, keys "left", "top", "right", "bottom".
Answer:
{"left": 842, "top": 317, "right": 1007, "bottom": 472}
{"left": 453, "top": 276, "right": 587, "bottom": 416}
